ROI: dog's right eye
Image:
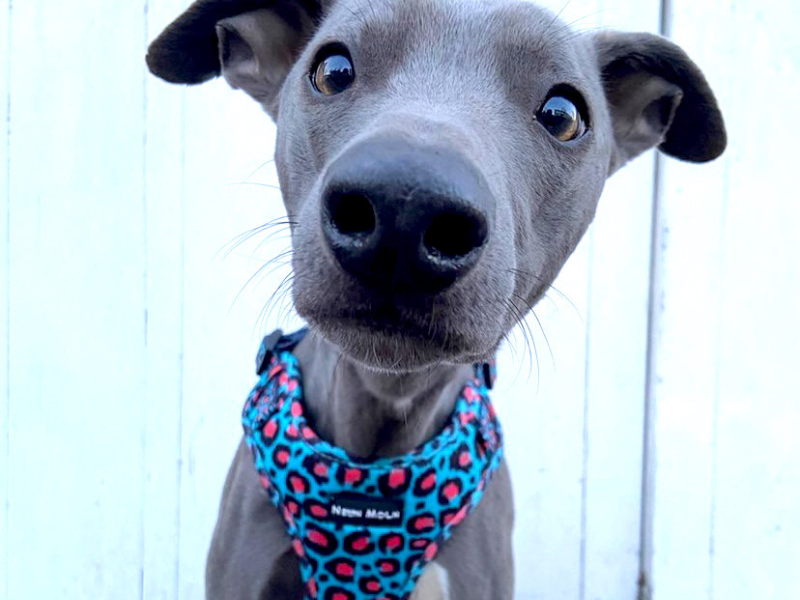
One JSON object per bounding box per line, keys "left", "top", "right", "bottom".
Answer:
{"left": 536, "top": 88, "right": 589, "bottom": 142}
{"left": 310, "top": 47, "right": 355, "bottom": 96}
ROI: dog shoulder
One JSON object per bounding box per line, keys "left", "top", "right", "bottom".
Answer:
{"left": 206, "top": 438, "right": 301, "bottom": 599}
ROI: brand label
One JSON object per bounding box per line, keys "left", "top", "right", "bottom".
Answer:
{"left": 328, "top": 494, "right": 404, "bottom": 527}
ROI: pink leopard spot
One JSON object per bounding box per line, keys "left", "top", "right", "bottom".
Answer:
{"left": 423, "top": 542, "right": 439, "bottom": 560}
{"left": 262, "top": 420, "right": 278, "bottom": 438}
{"left": 344, "top": 469, "right": 363, "bottom": 484}
{"left": 388, "top": 469, "right": 406, "bottom": 488}
{"left": 351, "top": 536, "right": 369, "bottom": 551}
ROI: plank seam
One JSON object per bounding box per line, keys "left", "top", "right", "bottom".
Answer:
{"left": 708, "top": 126, "right": 731, "bottom": 600}
{"left": 579, "top": 226, "right": 595, "bottom": 600}
{"left": 638, "top": 153, "right": 660, "bottom": 600}
{"left": 4, "top": 2, "right": 12, "bottom": 599}
{"left": 140, "top": 2, "right": 150, "bottom": 600}
{"left": 638, "top": 0, "right": 672, "bottom": 594}
{"left": 175, "top": 87, "right": 186, "bottom": 600}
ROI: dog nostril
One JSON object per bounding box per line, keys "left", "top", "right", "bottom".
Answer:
{"left": 327, "top": 192, "right": 376, "bottom": 236}
{"left": 423, "top": 212, "right": 488, "bottom": 260}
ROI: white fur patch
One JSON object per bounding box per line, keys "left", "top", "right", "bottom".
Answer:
{"left": 410, "top": 562, "right": 450, "bottom": 600}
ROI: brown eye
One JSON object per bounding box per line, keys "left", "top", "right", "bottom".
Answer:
{"left": 311, "top": 50, "right": 355, "bottom": 96}
{"left": 538, "top": 95, "right": 587, "bottom": 142}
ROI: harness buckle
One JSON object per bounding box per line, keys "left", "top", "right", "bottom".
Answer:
{"left": 481, "top": 361, "right": 496, "bottom": 390}
{"left": 256, "top": 329, "right": 284, "bottom": 375}
{"left": 256, "top": 328, "right": 310, "bottom": 375}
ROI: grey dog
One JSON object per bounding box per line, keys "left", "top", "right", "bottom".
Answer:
{"left": 147, "top": 0, "right": 725, "bottom": 598}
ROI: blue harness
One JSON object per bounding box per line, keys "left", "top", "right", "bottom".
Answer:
{"left": 242, "top": 329, "right": 503, "bottom": 600}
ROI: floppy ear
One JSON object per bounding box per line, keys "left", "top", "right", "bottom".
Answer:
{"left": 594, "top": 31, "right": 727, "bottom": 174}
{"left": 146, "top": 0, "right": 325, "bottom": 112}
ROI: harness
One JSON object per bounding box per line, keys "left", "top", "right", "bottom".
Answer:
{"left": 242, "top": 329, "right": 503, "bottom": 600}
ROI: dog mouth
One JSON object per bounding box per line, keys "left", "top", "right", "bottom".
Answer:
{"left": 314, "top": 305, "right": 439, "bottom": 341}
{"left": 300, "top": 295, "right": 491, "bottom": 370}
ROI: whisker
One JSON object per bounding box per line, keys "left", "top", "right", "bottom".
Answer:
{"left": 509, "top": 291, "right": 555, "bottom": 369}
{"left": 505, "top": 298, "right": 537, "bottom": 387}
{"left": 550, "top": 24, "right": 612, "bottom": 45}
{"left": 505, "top": 298, "right": 538, "bottom": 389}
{"left": 500, "top": 330, "right": 516, "bottom": 362}
{"left": 531, "top": 307, "right": 556, "bottom": 371}
{"left": 516, "top": 299, "right": 541, "bottom": 386}
{"left": 547, "top": 12, "right": 614, "bottom": 46}
{"left": 247, "top": 229, "right": 294, "bottom": 262}
{"left": 225, "top": 181, "right": 282, "bottom": 191}
{"left": 242, "top": 157, "right": 276, "bottom": 182}
{"left": 229, "top": 247, "right": 293, "bottom": 313}
{"left": 215, "top": 217, "right": 297, "bottom": 261}
{"left": 254, "top": 271, "right": 295, "bottom": 336}
{"left": 543, "top": 0, "right": 572, "bottom": 37}
{"left": 277, "top": 280, "right": 298, "bottom": 326}
{"left": 506, "top": 267, "right": 582, "bottom": 320}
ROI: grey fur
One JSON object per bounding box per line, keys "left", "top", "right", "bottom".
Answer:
{"left": 147, "top": 0, "right": 725, "bottom": 598}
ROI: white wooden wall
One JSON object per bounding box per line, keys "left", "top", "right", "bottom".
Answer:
{"left": 1, "top": 1, "right": 798, "bottom": 599}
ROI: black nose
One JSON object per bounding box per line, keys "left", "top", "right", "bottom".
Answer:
{"left": 321, "top": 138, "right": 493, "bottom": 293}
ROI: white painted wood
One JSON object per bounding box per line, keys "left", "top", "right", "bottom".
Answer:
{"left": 649, "top": 1, "right": 800, "bottom": 599}
{"left": 178, "top": 79, "right": 298, "bottom": 599}
{"left": 5, "top": 1, "right": 798, "bottom": 600}
{"left": 1, "top": 0, "right": 655, "bottom": 598}
{"left": 498, "top": 1, "right": 592, "bottom": 594}
{"left": 6, "top": 2, "right": 146, "bottom": 599}
{"left": 499, "top": 3, "right": 660, "bottom": 599}
{"left": 497, "top": 229, "right": 591, "bottom": 600}
{"left": 580, "top": 2, "right": 663, "bottom": 598}
{"left": 142, "top": 2, "right": 187, "bottom": 598}
{"left": 1, "top": 3, "right": 10, "bottom": 599}
{"left": 498, "top": 9, "right": 597, "bottom": 599}
{"left": 703, "top": 1, "right": 800, "bottom": 588}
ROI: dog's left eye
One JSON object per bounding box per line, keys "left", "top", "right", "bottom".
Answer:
{"left": 537, "top": 93, "right": 588, "bottom": 142}
{"left": 311, "top": 49, "right": 355, "bottom": 96}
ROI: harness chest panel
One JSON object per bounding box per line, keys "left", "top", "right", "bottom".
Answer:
{"left": 242, "top": 330, "right": 503, "bottom": 600}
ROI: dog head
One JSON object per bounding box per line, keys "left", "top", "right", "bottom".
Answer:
{"left": 148, "top": 0, "right": 725, "bottom": 371}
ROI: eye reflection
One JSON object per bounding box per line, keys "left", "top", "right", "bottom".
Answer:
{"left": 312, "top": 53, "right": 355, "bottom": 96}
{"left": 538, "top": 95, "right": 586, "bottom": 142}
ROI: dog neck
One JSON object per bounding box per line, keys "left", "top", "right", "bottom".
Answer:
{"left": 293, "top": 331, "right": 473, "bottom": 458}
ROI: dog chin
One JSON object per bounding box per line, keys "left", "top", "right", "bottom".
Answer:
{"left": 306, "top": 314, "right": 486, "bottom": 372}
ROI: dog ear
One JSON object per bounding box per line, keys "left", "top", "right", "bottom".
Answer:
{"left": 214, "top": 7, "right": 317, "bottom": 109}
{"left": 594, "top": 31, "right": 726, "bottom": 174}
{"left": 147, "top": 1, "right": 324, "bottom": 108}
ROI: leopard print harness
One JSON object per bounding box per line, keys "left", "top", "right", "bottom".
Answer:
{"left": 242, "top": 329, "right": 503, "bottom": 600}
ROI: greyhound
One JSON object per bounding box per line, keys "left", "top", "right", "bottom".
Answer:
{"left": 147, "top": 0, "right": 726, "bottom": 598}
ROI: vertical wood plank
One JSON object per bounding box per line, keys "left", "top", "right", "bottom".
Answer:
{"left": 500, "top": 1, "right": 660, "bottom": 597}
{"left": 647, "top": 24, "right": 730, "bottom": 600}
{"left": 178, "top": 82, "right": 293, "bottom": 598}
{"left": 1, "top": 2, "right": 10, "bottom": 598}
{"left": 6, "top": 1, "right": 147, "bottom": 598}
{"left": 580, "top": 2, "right": 662, "bottom": 598}
{"left": 498, "top": 2, "right": 595, "bottom": 595}
{"left": 706, "top": 5, "right": 800, "bottom": 595}
{"left": 583, "top": 158, "right": 656, "bottom": 600}
{"left": 8, "top": 0, "right": 799, "bottom": 599}
{"left": 143, "top": 1, "right": 186, "bottom": 598}
{"left": 643, "top": 4, "right": 731, "bottom": 597}
{"left": 496, "top": 233, "right": 590, "bottom": 600}
{"left": 651, "top": 0, "right": 800, "bottom": 599}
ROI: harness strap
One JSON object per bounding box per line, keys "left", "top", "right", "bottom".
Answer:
{"left": 243, "top": 329, "right": 503, "bottom": 600}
